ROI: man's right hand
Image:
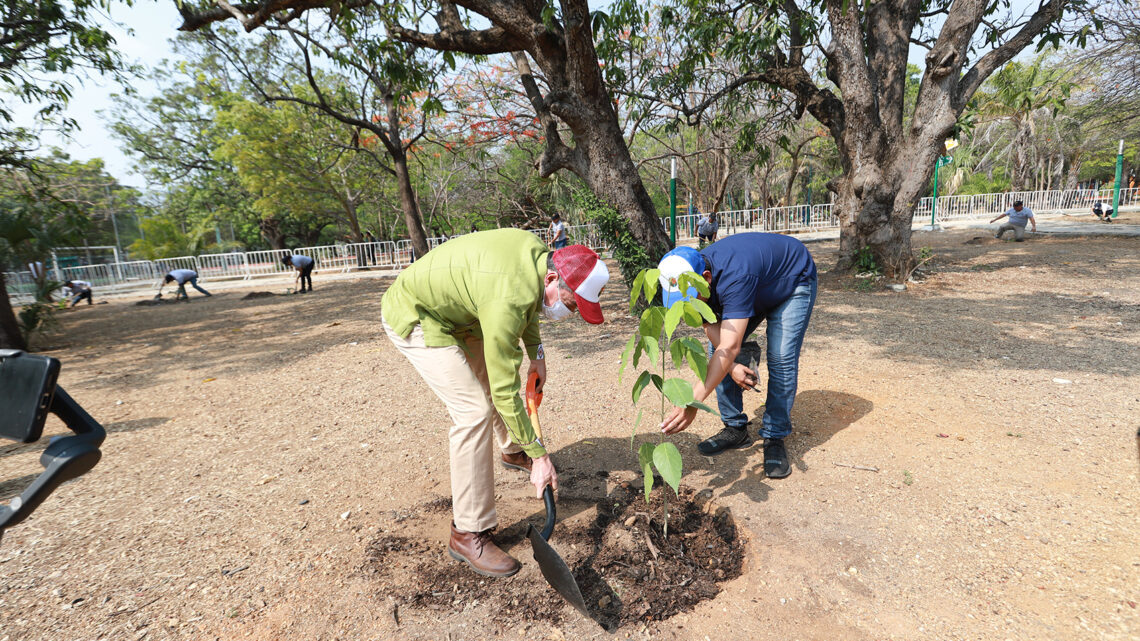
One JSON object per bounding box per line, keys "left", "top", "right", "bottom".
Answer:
{"left": 529, "top": 454, "right": 558, "bottom": 498}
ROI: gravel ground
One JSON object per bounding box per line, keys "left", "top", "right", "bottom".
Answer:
{"left": 1, "top": 227, "right": 1137, "bottom": 641}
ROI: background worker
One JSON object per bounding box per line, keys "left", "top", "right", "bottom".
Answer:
{"left": 282, "top": 254, "right": 315, "bottom": 293}
{"left": 549, "top": 213, "right": 568, "bottom": 249}
{"left": 157, "top": 269, "right": 211, "bottom": 300}
{"left": 62, "top": 280, "right": 93, "bottom": 307}
{"left": 991, "top": 200, "right": 1036, "bottom": 241}
{"left": 1092, "top": 201, "right": 1113, "bottom": 223}
{"left": 697, "top": 211, "right": 719, "bottom": 245}
{"left": 656, "top": 235, "right": 817, "bottom": 479}
{"left": 381, "top": 229, "right": 609, "bottom": 578}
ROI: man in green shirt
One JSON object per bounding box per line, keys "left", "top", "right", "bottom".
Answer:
{"left": 381, "top": 229, "right": 610, "bottom": 577}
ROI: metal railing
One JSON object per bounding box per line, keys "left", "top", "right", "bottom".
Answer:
{"left": 5, "top": 187, "right": 1136, "bottom": 306}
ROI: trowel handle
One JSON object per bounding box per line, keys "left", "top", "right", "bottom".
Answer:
{"left": 540, "top": 485, "right": 556, "bottom": 541}
{"left": 526, "top": 370, "right": 544, "bottom": 440}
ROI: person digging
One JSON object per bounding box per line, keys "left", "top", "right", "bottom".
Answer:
{"left": 381, "top": 229, "right": 610, "bottom": 577}
{"left": 282, "top": 254, "right": 315, "bottom": 293}
{"left": 656, "top": 236, "right": 817, "bottom": 479}
{"left": 156, "top": 269, "right": 212, "bottom": 301}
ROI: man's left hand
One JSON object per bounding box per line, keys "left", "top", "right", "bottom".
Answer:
{"left": 660, "top": 405, "right": 699, "bottom": 435}
{"left": 528, "top": 357, "right": 546, "bottom": 394}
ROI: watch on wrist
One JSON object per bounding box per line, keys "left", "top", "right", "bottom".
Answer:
{"left": 535, "top": 343, "right": 545, "bottom": 360}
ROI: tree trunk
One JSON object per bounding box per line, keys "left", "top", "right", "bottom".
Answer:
{"left": 259, "top": 217, "right": 287, "bottom": 250}
{"left": 833, "top": 135, "right": 946, "bottom": 280}
{"left": 0, "top": 273, "right": 29, "bottom": 351}
{"left": 393, "top": 152, "right": 429, "bottom": 258}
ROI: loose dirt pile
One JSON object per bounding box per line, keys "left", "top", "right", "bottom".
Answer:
{"left": 360, "top": 482, "right": 743, "bottom": 631}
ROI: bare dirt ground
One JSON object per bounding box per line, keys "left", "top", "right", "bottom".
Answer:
{"left": 2, "top": 227, "right": 1137, "bottom": 641}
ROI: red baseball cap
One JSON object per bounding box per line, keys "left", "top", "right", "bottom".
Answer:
{"left": 551, "top": 245, "right": 610, "bottom": 324}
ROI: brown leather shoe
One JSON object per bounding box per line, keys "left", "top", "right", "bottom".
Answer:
{"left": 448, "top": 523, "right": 521, "bottom": 577}
{"left": 500, "top": 451, "right": 532, "bottom": 473}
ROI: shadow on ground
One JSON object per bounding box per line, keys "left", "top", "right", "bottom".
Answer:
{"left": 504, "top": 389, "right": 871, "bottom": 535}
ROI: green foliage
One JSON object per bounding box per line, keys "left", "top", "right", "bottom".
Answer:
{"left": 853, "top": 247, "right": 880, "bottom": 275}
{"left": 574, "top": 189, "right": 653, "bottom": 289}
{"left": 17, "top": 299, "right": 58, "bottom": 340}
{"left": 625, "top": 267, "right": 718, "bottom": 537}
{"left": 0, "top": 0, "right": 127, "bottom": 170}
{"left": 128, "top": 216, "right": 237, "bottom": 260}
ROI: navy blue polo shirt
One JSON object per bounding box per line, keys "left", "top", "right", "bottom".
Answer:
{"left": 700, "top": 233, "right": 816, "bottom": 320}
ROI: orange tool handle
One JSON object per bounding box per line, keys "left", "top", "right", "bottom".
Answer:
{"left": 526, "top": 370, "right": 544, "bottom": 441}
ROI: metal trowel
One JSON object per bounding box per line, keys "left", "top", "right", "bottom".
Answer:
{"left": 525, "top": 372, "right": 590, "bottom": 618}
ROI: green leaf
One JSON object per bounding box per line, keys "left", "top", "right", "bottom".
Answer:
{"left": 632, "top": 370, "right": 653, "bottom": 404}
{"left": 669, "top": 338, "right": 686, "bottom": 370}
{"left": 678, "top": 271, "right": 709, "bottom": 298}
{"left": 629, "top": 269, "right": 646, "bottom": 312}
{"left": 662, "top": 377, "right": 695, "bottom": 407}
{"left": 638, "top": 443, "right": 655, "bottom": 502}
{"left": 642, "top": 336, "right": 660, "bottom": 367}
{"left": 652, "top": 441, "right": 682, "bottom": 495}
{"left": 629, "top": 407, "right": 643, "bottom": 451}
{"left": 687, "top": 401, "right": 718, "bottom": 415}
{"left": 618, "top": 334, "right": 637, "bottom": 382}
{"left": 687, "top": 349, "right": 708, "bottom": 381}
{"left": 664, "top": 300, "right": 684, "bottom": 339}
{"left": 681, "top": 302, "right": 703, "bottom": 328}
{"left": 638, "top": 306, "right": 665, "bottom": 339}
{"left": 690, "top": 298, "right": 717, "bottom": 323}
{"left": 643, "top": 268, "right": 661, "bottom": 305}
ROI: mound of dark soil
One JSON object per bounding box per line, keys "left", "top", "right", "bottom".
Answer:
{"left": 361, "top": 483, "right": 744, "bottom": 630}
{"left": 240, "top": 291, "right": 277, "bottom": 300}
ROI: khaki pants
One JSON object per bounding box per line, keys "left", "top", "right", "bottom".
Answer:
{"left": 382, "top": 318, "right": 521, "bottom": 533}
{"left": 995, "top": 222, "right": 1026, "bottom": 240}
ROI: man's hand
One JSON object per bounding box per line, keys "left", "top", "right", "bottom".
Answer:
{"left": 730, "top": 363, "right": 758, "bottom": 391}
{"left": 660, "top": 405, "right": 699, "bottom": 435}
{"left": 527, "top": 357, "right": 547, "bottom": 394}
{"left": 530, "top": 454, "right": 558, "bottom": 498}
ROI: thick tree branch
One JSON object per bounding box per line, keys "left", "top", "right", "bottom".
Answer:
{"left": 956, "top": 0, "right": 1068, "bottom": 108}
{"left": 389, "top": 23, "right": 524, "bottom": 55}
{"left": 511, "top": 50, "right": 585, "bottom": 177}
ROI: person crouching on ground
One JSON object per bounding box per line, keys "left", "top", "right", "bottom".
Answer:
{"left": 282, "top": 254, "right": 315, "bottom": 293}
{"left": 157, "top": 269, "right": 211, "bottom": 300}
{"left": 62, "top": 280, "right": 93, "bottom": 307}
{"left": 991, "top": 200, "right": 1036, "bottom": 241}
{"left": 656, "top": 234, "right": 817, "bottom": 479}
{"left": 381, "top": 229, "right": 610, "bottom": 577}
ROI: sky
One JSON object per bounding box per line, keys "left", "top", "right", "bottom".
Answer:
{"left": 16, "top": 0, "right": 1039, "bottom": 192}
{"left": 11, "top": 2, "right": 199, "bottom": 189}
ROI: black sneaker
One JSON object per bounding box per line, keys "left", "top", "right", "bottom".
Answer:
{"left": 763, "top": 438, "right": 791, "bottom": 478}
{"left": 697, "top": 427, "right": 753, "bottom": 456}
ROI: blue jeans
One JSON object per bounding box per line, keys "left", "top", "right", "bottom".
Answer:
{"left": 553, "top": 238, "right": 569, "bottom": 249}
{"left": 177, "top": 277, "right": 212, "bottom": 298}
{"left": 709, "top": 276, "right": 817, "bottom": 440}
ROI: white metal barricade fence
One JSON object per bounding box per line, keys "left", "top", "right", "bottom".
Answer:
{"left": 244, "top": 249, "right": 292, "bottom": 278}
{"left": 7, "top": 186, "right": 1139, "bottom": 307}
{"left": 196, "top": 252, "right": 249, "bottom": 281}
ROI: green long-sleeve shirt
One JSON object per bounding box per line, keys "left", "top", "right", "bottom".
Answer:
{"left": 381, "top": 229, "right": 550, "bottom": 457}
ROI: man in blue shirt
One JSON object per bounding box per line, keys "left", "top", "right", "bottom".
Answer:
{"left": 657, "top": 234, "right": 817, "bottom": 478}
{"left": 991, "top": 201, "right": 1036, "bottom": 241}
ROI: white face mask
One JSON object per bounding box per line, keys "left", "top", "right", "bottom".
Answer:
{"left": 542, "top": 298, "right": 573, "bottom": 322}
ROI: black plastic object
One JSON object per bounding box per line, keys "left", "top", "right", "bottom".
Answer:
{"left": 736, "top": 341, "right": 764, "bottom": 391}
{"left": 527, "top": 485, "right": 590, "bottom": 618}
{"left": 0, "top": 349, "right": 60, "bottom": 442}
{"left": 0, "top": 351, "right": 106, "bottom": 537}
